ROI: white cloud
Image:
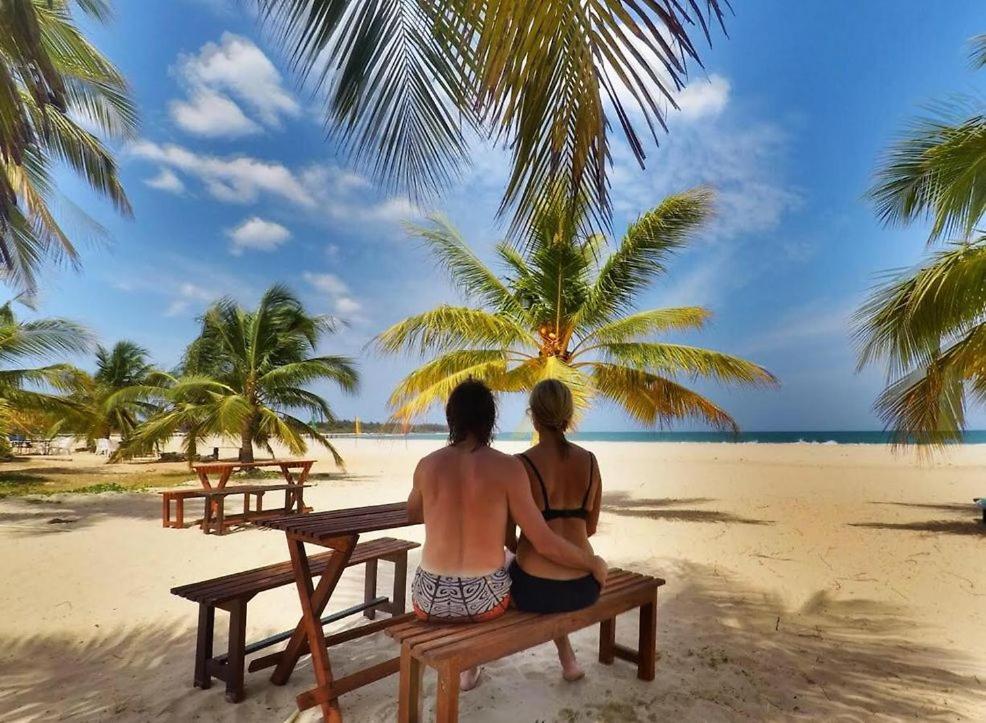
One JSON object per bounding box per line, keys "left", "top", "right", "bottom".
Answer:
{"left": 676, "top": 75, "right": 730, "bottom": 119}
{"left": 130, "top": 141, "right": 415, "bottom": 229}
{"left": 164, "top": 282, "right": 214, "bottom": 317}
{"left": 226, "top": 216, "right": 291, "bottom": 255}
{"left": 334, "top": 296, "right": 362, "bottom": 315}
{"left": 129, "top": 140, "right": 315, "bottom": 207}
{"left": 169, "top": 88, "right": 261, "bottom": 138}
{"left": 303, "top": 272, "right": 363, "bottom": 318}
{"left": 304, "top": 272, "right": 349, "bottom": 296}
{"left": 171, "top": 33, "right": 300, "bottom": 137}
{"left": 144, "top": 168, "right": 185, "bottom": 194}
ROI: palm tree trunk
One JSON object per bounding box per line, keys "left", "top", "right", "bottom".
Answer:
{"left": 239, "top": 427, "right": 254, "bottom": 463}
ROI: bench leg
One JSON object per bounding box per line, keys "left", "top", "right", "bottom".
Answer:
{"left": 216, "top": 497, "right": 226, "bottom": 536}
{"left": 599, "top": 617, "right": 615, "bottom": 664}
{"left": 398, "top": 645, "right": 422, "bottom": 723}
{"left": 162, "top": 495, "right": 170, "bottom": 528}
{"left": 176, "top": 497, "right": 185, "bottom": 528}
{"left": 637, "top": 598, "right": 657, "bottom": 681}
{"left": 435, "top": 664, "right": 459, "bottom": 723}
{"left": 364, "top": 559, "right": 378, "bottom": 620}
{"left": 391, "top": 553, "right": 408, "bottom": 615}
{"left": 193, "top": 603, "right": 215, "bottom": 689}
{"left": 225, "top": 598, "right": 248, "bottom": 703}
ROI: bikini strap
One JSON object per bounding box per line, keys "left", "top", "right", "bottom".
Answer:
{"left": 518, "top": 452, "right": 551, "bottom": 512}
{"left": 581, "top": 452, "right": 596, "bottom": 510}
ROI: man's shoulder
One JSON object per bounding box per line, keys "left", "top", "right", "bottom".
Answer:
{"left": 477, "top": 446, "right": 525, "bottom": 478}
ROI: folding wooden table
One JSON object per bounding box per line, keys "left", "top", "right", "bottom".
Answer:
{"left": 256, "top": 502, "right": 415, "bottom": 722}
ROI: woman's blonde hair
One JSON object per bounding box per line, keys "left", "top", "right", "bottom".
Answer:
{"left": 529, "top": 379, "right": 574, "bottom": 433}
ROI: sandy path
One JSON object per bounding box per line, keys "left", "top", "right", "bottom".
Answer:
{"left": 1, "top": 440, "right": 984, "bottom": 721}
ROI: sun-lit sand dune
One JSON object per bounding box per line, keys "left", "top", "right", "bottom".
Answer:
{"left": 2, "top": 438, "right": 985, "bottom": 721}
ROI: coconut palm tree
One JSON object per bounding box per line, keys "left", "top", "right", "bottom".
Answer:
{"left": 256, "top": 0, "right": 728, "bottom": 236}
{"left": 854, "top": 35, "right": 986, "bottom": 446}
{"left": 0, "top": 0, "right": 136, "bottom": 291}
{"left": 56, "top": 341, "right": 163, "bottom": 448}
{"left": 0, "top": 298, "right": 91, "bottom": 453}
{"left": 376, "top": 187, "right": 776, "bottom": 430}
{"left": 119, "top": 285, "right": 358, "bottom": 465}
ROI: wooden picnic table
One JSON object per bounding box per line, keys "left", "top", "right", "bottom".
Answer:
{"left": 256, "top": 501, "right": 414, "bottom": 721}
{"left": 192, "top": 459, "right": 315, "bottom": 490}
{"left": 161, "top": 459, "right": 316, "bottom": 533}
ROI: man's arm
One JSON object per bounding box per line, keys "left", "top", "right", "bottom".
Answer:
{"left": 586, "top": 455, "right": 602, "bottom": 537}
{"left": 504, "top": 458, "right": 606, "bottom": 582}
{"left": 407, "top": 460, "right": 424, "bottom": 524}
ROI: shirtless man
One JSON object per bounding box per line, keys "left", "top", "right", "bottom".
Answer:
{"left": 407, "top": 380, "right": 608, "bottom": 690}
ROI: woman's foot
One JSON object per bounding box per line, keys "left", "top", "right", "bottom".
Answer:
{"left": 460, "top": 666, "right": 483, "bottom": 691}
{"left": 555, "top": 636, "right": 585, "bottom": 682}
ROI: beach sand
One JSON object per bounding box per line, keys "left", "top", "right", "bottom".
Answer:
{"left": 2, "top": 439, "right": 985, "bottom": 721}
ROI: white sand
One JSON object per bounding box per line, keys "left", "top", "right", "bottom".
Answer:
{"left": 2, "top": 439, "right": 985, "bottom": 721}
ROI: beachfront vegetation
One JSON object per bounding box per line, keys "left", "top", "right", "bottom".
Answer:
{"left": 255, "top": 0, "right": 728, "bottom": 236}
{"left": 117, "top": 285, "right": 359, "bottom": 465}
{"left": 56, "top": 341, "right": 165, "bottom": 449}
{"left": 854, "top": 35, "right": 986, "bottom": 446}
{"left": 0, "top": 298, "right": 91, "bottom": 456}
{"left": 376, "top": 187, "right": 776, "bottom": 431}
{"left": 0, "top": 0, "right": 135, "bottom": 291}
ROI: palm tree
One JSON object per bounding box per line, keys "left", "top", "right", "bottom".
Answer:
{"left": 376, "top": 187, "right": 776, "bottom": 430}
{"left": 0, "top": 0, "right": 136, "bottom": 291}
{"left": 58, "top": 341, "right": 162, "bottom": 448}
{"left": 0, "top": 298, "right": 91, "bottom": 453}
{"left": 854, "top": 35, "right": 986, "bottom": 446}
{"left": 255, "top": 0, "right": 729, "bottom": 236}
{"left": 120, "top": 285, "right": 359, "bottom": 465}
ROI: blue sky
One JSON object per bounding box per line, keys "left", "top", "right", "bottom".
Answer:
{"left": 29, "top": 0, "right": 986, "bottom": 432}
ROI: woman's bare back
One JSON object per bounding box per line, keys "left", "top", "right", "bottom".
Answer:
{"left": 516, "top": 443, "right": 600, "bottom": 580}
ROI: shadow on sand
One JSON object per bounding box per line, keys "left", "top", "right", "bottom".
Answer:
{"left": 850, "top": 500, "right": 986, "bottom": 537}
{"left": 2, "top": 560, "right": 983, "bottom": 721}
{"left": 602, "top": 491, "right": 772, "bottom": 526}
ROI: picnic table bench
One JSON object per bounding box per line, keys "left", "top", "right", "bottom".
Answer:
{"left": 160, "top": 483, "right": 310, "bottom": 534}
{"left": 389, "top": 568, "right": 665, "bottom": 723}
{"left": 172, "top": 536, "right": 419, "bottom": 703}
{"left": 159, "top": 459, "right": 315, "bottom": 533}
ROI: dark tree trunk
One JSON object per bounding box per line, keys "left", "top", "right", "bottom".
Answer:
{"left": 239, "top": 427, "right": 254, "bottom": 463}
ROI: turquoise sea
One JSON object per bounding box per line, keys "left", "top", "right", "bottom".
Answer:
{"left": 345, "top": 430, "right": 986, "bottom": 445}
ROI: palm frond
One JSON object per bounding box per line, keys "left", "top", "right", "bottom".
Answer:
{"left": 256, "top": 0, "right": 473, "bottom": 203}
{"left": 410, "top": 214, "right": 525, "bottom": 314}
{"left": 854, "top": 237, "right": 986, "bottom": 374}
{"left": 868, "top": 112, "right": 986, "bottom": 242}
{"left": 590, "top": 361, "right": 739, "bottom": 433}
{"left": 579, "top": 306, "right": 711, "bottom": 345}
{"left": 389, "top": 350, "right": 509, "bottom": 422}
{"left": 577, "top": 187, "right": 713, "bottom": 327}
{"left": 375, "top": 305, "right": 533, "bottom": 354}
{"left": 256, "top": 0, "right": 729, "bottom": 235}
{"left": 595, "top": 342, "right": 778, "bottom": 386}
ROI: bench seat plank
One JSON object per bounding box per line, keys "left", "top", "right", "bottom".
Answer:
{"left": 172, "top": 537, "right": 419, "bottom": 605}
{"left": 388, "top": 569, "right": 665, "bottom": 670}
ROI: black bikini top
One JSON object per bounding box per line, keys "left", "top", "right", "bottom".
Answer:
{"left": 518, "top": 452, "right": 595, "bottom": 521}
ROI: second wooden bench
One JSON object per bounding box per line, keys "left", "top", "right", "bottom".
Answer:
{"left": 171, "top": 536, "right": 419, "bottom": 702}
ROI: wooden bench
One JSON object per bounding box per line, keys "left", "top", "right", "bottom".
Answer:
{"left": 388, "top": 568, "right": 665, "bottom": 722}
{"left": 160, "top": 488, "right": 209, "bottom": 528}
{"left": 172, "top": 537, "right": 419, "bottom": 703}
{"left": 201, "top": 483, "right": 311, "bottom": 535}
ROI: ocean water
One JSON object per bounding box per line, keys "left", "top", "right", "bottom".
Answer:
{"left": 347, "top": 430, "right": 986, "bottom": 445}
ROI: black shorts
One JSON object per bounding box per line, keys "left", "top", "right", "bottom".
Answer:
{"left": 508, "top": 559, "right": 601, "bottom": 614}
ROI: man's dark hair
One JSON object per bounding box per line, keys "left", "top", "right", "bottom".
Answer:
{"left": 446, "top": 379, "right": 496, "bottom": 448}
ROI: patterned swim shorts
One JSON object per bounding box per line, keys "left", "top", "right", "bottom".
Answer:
{"left": 411, "top": 566, "right": 512, "bottom": 622}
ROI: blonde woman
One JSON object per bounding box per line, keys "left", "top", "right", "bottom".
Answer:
{"left": 507, "top": 379, "right": 603, "bottom": 681}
